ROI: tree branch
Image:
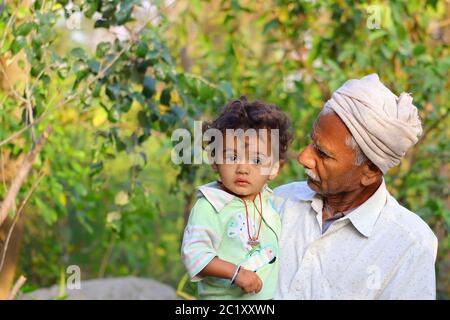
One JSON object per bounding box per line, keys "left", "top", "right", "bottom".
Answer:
{"left": 0, "top": 44, "right": 128, "bottom": 148}
{"left": 391, "top": 108, "right": 450, "bottom": 184}
{"left": 0, "top": 125, "right": 52, "bottom": 228}
{"left": 7, "top": 275, "right": 26, "bottom": 300}
{"left": 0, "top": 0, "right": 179, "bottom": 148}
{"left": 0, "top": 171, "right": 45, "bottom": 272}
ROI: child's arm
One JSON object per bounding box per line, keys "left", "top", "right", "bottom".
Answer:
{"left": 182, "top": 198, "right": 263, "bottom": 294}
{"left": 198, "top": 257, "right": 263, "bottom": 294}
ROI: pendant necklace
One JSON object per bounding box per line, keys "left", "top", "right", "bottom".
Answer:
{"left": 243, "top": 193, "right": 263, "bottom": 247}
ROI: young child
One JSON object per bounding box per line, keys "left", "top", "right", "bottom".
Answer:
{"left": 181, "top": 96, "right": 292, "bottom": 299}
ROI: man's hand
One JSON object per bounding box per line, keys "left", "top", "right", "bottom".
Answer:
{"left": 234, "top": 267, "right": 263, "bottom": 294}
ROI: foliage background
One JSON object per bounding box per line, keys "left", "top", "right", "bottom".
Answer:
{"left": 0, "top": 0, "right": 448, "bottom": 299}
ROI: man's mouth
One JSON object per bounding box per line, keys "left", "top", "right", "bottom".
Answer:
{"left": 304, "top": 169, "right": 320, "bottom": 182}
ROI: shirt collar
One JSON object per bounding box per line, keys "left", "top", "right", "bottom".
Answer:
{"left": 196, "top": 181, "right": 273, "bottom": 213}
{"left": 301, "top": 179, "right": 388, "bottom": 238}
{"left": 343, "top": 180, "right": 387, "bottom": 237}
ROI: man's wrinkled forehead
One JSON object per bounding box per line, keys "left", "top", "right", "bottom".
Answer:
{"left": 311, "top": 112, "right": 352, "bottom": 150}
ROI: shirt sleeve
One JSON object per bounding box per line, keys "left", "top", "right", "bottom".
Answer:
{"left": 272, "top": 189, "right": 288, "bottom": 219}
{"left": 181, "top": 198, "right": 223, "bottom": 281}
{"left": 380, "top": 237, "right": 438, "bottom": 300}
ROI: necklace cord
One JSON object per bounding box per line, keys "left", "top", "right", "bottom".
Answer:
{"left": 243, "top": 193, "right": 263, "bottom": 242}
{"left": 253, "top": 199, "right": 279, "bottom": 243}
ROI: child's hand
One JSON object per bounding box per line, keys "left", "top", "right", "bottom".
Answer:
{"left": 234, "top": 267, "right": 263, "bottom": 294}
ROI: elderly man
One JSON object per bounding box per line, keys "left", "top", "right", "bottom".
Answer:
{"left": 274, "top": 74, "right": 438, "bottom": 299}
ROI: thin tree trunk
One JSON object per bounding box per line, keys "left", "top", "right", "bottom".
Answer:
{"left": 0, "top": 215, "right": 24, "bottom": 299}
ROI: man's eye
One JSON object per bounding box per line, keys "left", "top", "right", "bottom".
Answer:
{"left": 316, "top": 148, "right": 327, "bottom": 159}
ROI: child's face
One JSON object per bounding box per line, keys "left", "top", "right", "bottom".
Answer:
{"left": 213, "top": 132, "right": 280, "bottom": 201}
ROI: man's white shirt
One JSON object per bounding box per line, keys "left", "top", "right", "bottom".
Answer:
{"left": 273, "top": 180, "right": 438, "bottom": 300}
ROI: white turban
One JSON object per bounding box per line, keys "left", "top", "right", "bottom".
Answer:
{"left": 325, "top": 74, "right": 422, "bottom": 174}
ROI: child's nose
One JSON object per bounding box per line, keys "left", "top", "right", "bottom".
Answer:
{"left": 236, "top": 163, "right": 250, "bottom": 175}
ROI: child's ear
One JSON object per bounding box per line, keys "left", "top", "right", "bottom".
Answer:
{"left": 207, "top": 152, "right": 218, "bottom": 172}
{"left": 268, "top": 161, "right": 281, "bottom": 180}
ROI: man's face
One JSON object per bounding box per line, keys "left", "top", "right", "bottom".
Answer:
{"left": 297, "top": 112, "right": 365, "bottom": 195}
{"left": 214, "top": 132, "right": 279, "bottom": 201}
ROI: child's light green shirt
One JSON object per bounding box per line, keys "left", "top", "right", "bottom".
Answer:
{"left": 181, "top": 181, "right": 281, "bottom": 300}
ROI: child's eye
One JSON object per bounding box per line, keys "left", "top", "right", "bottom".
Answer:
{"left": 226, "top": 154, "right": 238, "bottom": 162}
{"left": 253, "top": 154, "right": 268, "bottom": 165}
{"left": 252, "top": 157, "right": 262, "bottom": 165}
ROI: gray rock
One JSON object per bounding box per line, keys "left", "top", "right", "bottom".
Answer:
{"left": 19, "top": 276, "right": 178, "bottom": 300}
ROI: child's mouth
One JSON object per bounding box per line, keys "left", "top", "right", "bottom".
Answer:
{"left": 235, "top": 179, "right": 250, "bottom": 186}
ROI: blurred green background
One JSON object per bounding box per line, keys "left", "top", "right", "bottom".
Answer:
{"left": 0, "top": 0, "right": 448, "bottom": 299}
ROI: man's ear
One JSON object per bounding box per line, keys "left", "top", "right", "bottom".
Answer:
{"left": 360, "top": 162, "right": 381, "bottom": 186}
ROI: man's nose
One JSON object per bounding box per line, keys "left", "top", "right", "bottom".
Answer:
{"left": 298, "top": 145, "right": 316, "bottom": 169}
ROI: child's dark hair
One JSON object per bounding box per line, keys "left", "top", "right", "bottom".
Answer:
{"left": 203, "top": 96, "right": 293, "bottom": 161}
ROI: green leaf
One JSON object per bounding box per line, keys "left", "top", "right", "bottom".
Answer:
{"left": 70, "top": 47, "right": 87, "bottom": 60}
{"left": 223, "top": 14, "right": 235, "bottom": 25}
{"left": 30, "top": 63, "right": 45, "bottom": 77}
{"left": 36, "top": 198, "right": 58, "bottom": 225}
{"left": 135, "top": 41, "right": 148, "bottom": 58}
{"left": 131, "top": 92, "right": 146, "bottom": 106}
{"left": 94, "top": 19, "right": 110, "bottom": 29}
{"left": 34, "top": 0, "right": 43, "bottom": 11}
{"left": 17, "top": 59, "right": 26, "bottom": 70}
{"left": 115, "top": 137, "right": 126, "bottom": 152}
{"left": 10, "top": 36, "right": 26, "bottom": 55}
{"left": 92, "top": 82, "right": 103, "bottom": 97}
{"left": 31, "top": 35, "right": 42, "bottom": 51}
{"left": 117, "top": 96, "right": 132, "bottom": 112}
{"left": 106, "top": 83, "right": 121, "bottom": 100}
{"left": 161, "top": 48, "right": 173, "bottom": 64}
{"left": 84, "top": 0, "right": 99, "bottom": 18}
{"left": 160, "top": 87, "right": 171, "bottom": 106}
{"left": 73, "top": 69, "right": 89, "bottom": 89}
{"left": 89, "top": 161, "right": 104, "bottom": 177}
{"left": 142, "top": 76, "right": 156, "bottom": 98}
{"left": 38, "top": 25, "right": 53, "bottom": 43}
{"left": 171, "top": 105, "right": 186, "bottom": 120}
{"left": 368, "top": 30, "right": 387, "bottom": 41}
{"left": 115, "top": 2, "right": 134, "bottom": 25}
{"left": 263, "top": 18, "right": 279, "bottom": 34}
{"left": 96, "top": 42, "right": 111, "bottom": 58}
{"left": 129, "top": 164, "right": 143, "bottom": 177}
{"left": 138, "top": 131, "right": 151, "bottom": 145}
{"left": 14, "top": 22, "right": 36, "bottom": 37}
{"left": 40, "top": 75, "right": 50, "bottom": 86}
{"left": 87, "top": 59, "right": 101, "bottom": 73}
{"left": 107, "top": 107, "right": 121, "bottom": 123}
{"left": 413, "top": 44, "right": 426, "bottom": 57}
{"left": 137, "top": 110, "right": 150, "bottom": 128}
{"left": 139, "top": 152, "right": 148, "bottom": 165}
